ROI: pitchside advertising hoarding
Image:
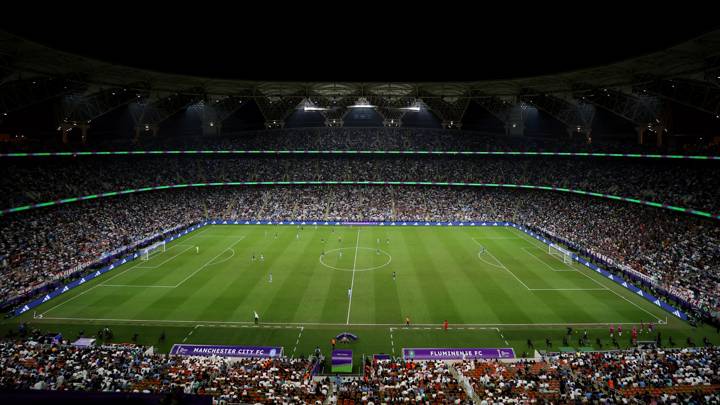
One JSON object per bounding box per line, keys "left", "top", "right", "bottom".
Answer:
{"left": 331, "top": 349, "right": 353, "bottom": 373}
{"left": 402, "top": 348, "right": 516, "bottom": 361}
{"left": 170, "top": 344, "right": 283, "bottom": 358}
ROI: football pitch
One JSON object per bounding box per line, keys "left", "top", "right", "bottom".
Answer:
{"left": 6, "top": 224, "right": 717, "bottom": 370}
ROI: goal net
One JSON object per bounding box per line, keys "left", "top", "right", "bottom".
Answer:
{"left": 548, "top": 243, "right": 573, "bottom": 265}
{"left": 141, "top": 241, "right": 165, "bottom": 261}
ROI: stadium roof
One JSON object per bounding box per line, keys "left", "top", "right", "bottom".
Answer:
{"left": 2, "top": 29, "right": 720, "bottom": 98}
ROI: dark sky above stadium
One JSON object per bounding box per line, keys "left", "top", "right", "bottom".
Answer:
{"left": 4, "top": 9, "right": 718, "bottom": 82}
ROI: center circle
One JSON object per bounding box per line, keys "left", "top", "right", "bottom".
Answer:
{"left": 319, "top": 247, "right": 392, "bottom": 272}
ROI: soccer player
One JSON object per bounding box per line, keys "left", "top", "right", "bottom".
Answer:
{"left": 296, "top": 233, "right": 300, "bottom": 240}
{"left": 443, "top": 320, "right": 449, "bottom": 331}
{"left": 321, "top": 250, "right": 325, "bottom": 259}
{"left": 609, "top": 325, "right": 614, "bottom": 338}
{"left": 251, "top": 253, "right": 256, "bottom": 262}
{"left": 268, "top": 272, "right": 272, "bottom": 283}
{"left": 376, "top": 248, "right": 380, "bottom": 255}
{"left": 392, "top": 271, "right": 396, "bottom": 281}
{"left": 260, "top": 253, "right": 264, "bottom": 262}
{"left": 339, "top": 251, "right": 343, "bottom": 258}
{"left": 405, "top": 316, "right": 410, "bottom": 327}
{"left": 196, "top": 246, "right": 199, "bottom": 254}
{"left": 617, "top": 324, "right": 622, "bottom": 337}
{"left": 386, "top": 238, "right": 390, "bottom": 244}
{"left": 254, "top": 311, "right": 259, "bottom": 325}
{"left": 640, "top": 320, "right": 645, "bottom": 334}
{"left": 347, "top": 288, "right": 352, "bottom": 299}
{"left": 648, "top": 322, "right": 654, "bottom": 333}
{"left": 338, "top": 236, "right": 342, "bottom": 243}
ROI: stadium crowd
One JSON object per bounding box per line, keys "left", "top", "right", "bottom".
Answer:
{"left": 336, "top": 359, "right": 469, "bottom": 403}
{"left": 2, "top": 334, "right": 718, "bottom": 403}
{"left": 0, "top": 338, "right": 326, "bottom": 403}
{"left": 1, "top": 186, "right": 718, "bottom": 321}
{"left": 3, "top": 155, "right": 718, "bottom": 214}
{"left": 455, "top": 347, "right": 720, "bottom": 403}
{"left": 0, "top": 336, "right": 720, "bottom": 404}
{"left": 5, "top": 127, "right": 719, "bottom": 155}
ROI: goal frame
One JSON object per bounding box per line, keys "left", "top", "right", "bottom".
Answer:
{"left": 141, "top": 241, "right": 166, "bottom": 261}
{"left": 548, "top": 243, "right": 573, "bottom": 265}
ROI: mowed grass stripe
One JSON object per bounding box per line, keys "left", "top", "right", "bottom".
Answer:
{"left": 318, "top": 229, "right": 354, "bottom": 323}
{"left": 403, "top": 228, "right": 462, "bottom": 324}
{"left": 391, "top": 228, "right": 432, "bottom": 325}
{"left": 371, "top": 228, "right": 402, "bottom": 324}
{"left": 261, "top": 226, "right": 332, "bottom": 323}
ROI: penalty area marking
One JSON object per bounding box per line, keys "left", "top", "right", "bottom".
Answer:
{"left": 37, "top": 226, "right": 215, "bottom": 317}
{"left": 319, "top": 247, "right": 392, "bottom": 272}
{"left": 135, "top": 244, "right": 196, "bottom": 269}
{"left": 470, "top": 238, "right": 531, "bottom": 290}
{"left": 472, "top": 238, "right": 508, "bottom": 270}
{"left": 511, "top": 228, "right": 665, "bottom": 323}
{"left": 521, "top": 247, "right": 575, "bottom": 272}
{"left": 103, "top": 244, "right": 239, "bottom": 289}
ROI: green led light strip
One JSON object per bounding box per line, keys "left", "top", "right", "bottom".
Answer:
{"left": 1, "top": 181, "right": 717, "bottom": 220}
{"left": 1, "top": 150, "right": 718, "bottom": 159}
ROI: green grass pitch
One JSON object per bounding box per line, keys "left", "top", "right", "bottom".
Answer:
{"left": 4, "top": 224, "right": 717, "bottom": 371}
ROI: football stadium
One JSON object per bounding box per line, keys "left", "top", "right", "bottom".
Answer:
{"left": 1, "top": 19, "right": 720, "bottom": 404}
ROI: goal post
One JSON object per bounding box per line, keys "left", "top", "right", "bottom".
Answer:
{"left": 141, "top": 241, "right": 166, "bottom": 261}
{"left": 548, "top": 243, "right": 573, "bottom": 265}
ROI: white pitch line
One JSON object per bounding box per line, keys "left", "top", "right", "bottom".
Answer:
{"left": 512, "top": 228, "right": 665, "bottom": 323}
{"left": 35, "top": 316, "right": 655, "bottom": 327}
{"left": 182, "top": 324, "right": 200, "bottom": 343}
{"left": 40, "top": 226, "right": 212, "bottom": 317}
{"left": 345, "top": 229, "right": 361, "bottom": 325}
{"left": 529, "top": 288, "right": 609, "bottom": 291}
{"left": 521, "top": 247, "right": 575, "bottom": 272}
{"left": 389, "top": 328, "right": 395, "bottom": 354}
{"left": 291, "top": 326, "right": 304, "bottom": 357}
{"left": 486, "top": 249, "right": 531, "bottom": 290}
{"left": 173, "top": 236, "right": 245, "bottom": 288}
{"left": 135, "top": 244, "right": 195, "bottom": 269}
{"left": 471, "top": 237, "right": 531, "bottom": 289}
{"left": 104, "top": 248, "right": 235, "bottom": 288}
{"left": 101, "top": 284, "right": 175, "bottom": 288}
{"left": 572, "top": 267, "right": 665, "bottom": 323}
{"left": 39, "top": 261, "right": 145, "bottom": 316}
